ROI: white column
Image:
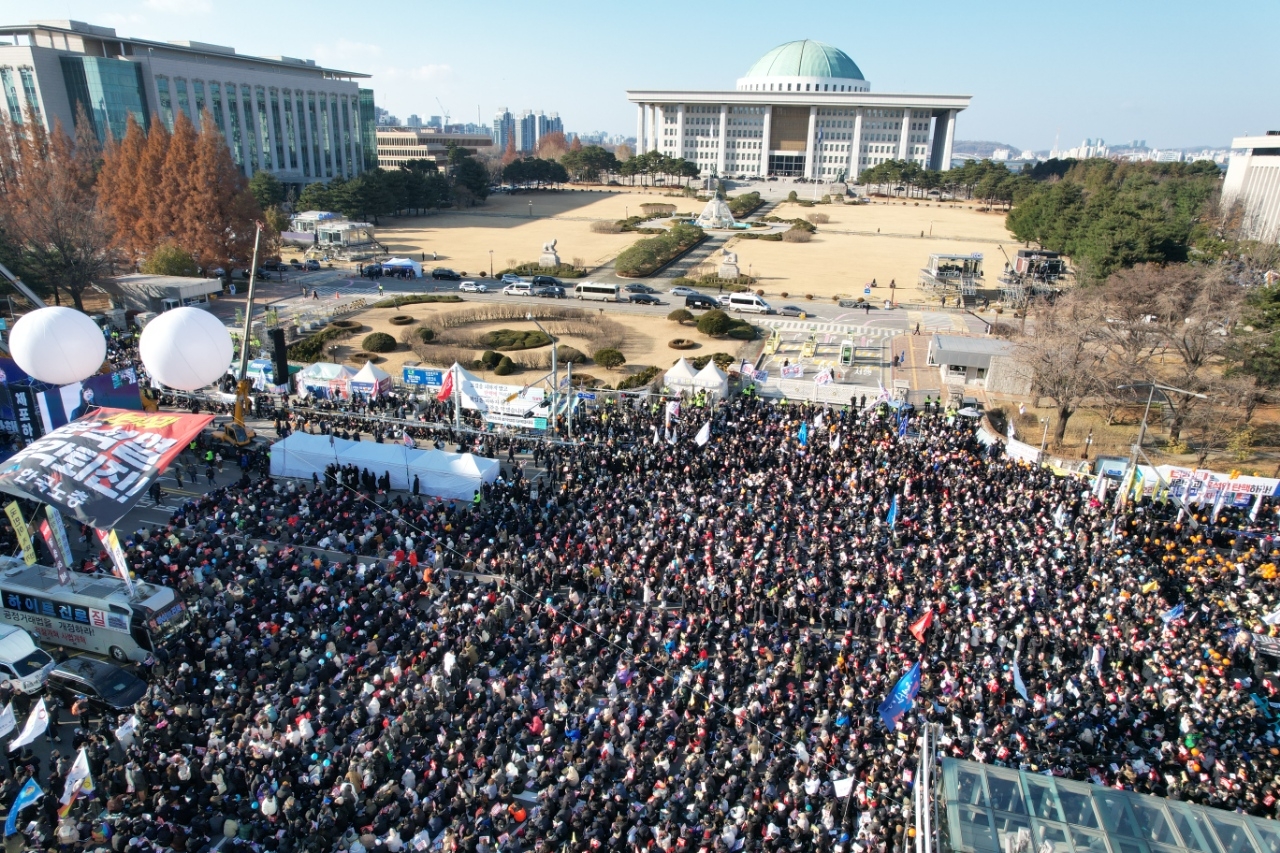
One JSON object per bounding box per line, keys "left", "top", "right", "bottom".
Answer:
{"left": 676, "top": 104, "right": 685, "bottom": 160}
{"left": 804, "top": 105, "right": 818, "bottom": 179}
{"left": 849, "top": 108, "right": 864, "bottom": 182}
{"left": 941, "top": 109, "right": 957, "bottom": 170}
{"left": 897, "top": 109, "right": 911, "bottom": 160}
{"left": 716, "top": 104, "right": 728, "bottom": 175}
{"left": 635, "top": 103, "right": 645, "bottom": 154}
{"left": 760, "top": 106, "right": 772, "bottom": 177}
{"left": 647, "top": 104, "right": 657, "bottom": 152}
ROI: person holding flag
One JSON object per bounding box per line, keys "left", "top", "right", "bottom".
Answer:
{"left": 878, "top": 661, "right": 922, "bottom": 730}
{"left": 58, "top": 748, "right": 95, "bottom": 817}
{"left": 8, "top": 698, "right": 47, "bottom": 754}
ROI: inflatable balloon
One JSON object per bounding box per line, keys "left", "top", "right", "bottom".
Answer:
{"left": 139, "top": 307, "right": 234, "bottom": 391}
{"left": 8, "top": 306, "right": 107, "bottom": 386}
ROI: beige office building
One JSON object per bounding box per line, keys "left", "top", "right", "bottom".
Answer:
{"left": 375, "top": 127, "right": 493, "bottom": 170}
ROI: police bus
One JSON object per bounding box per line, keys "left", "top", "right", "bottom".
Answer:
{"left": 0, "top": 558, "right": 188, "bottom": 663}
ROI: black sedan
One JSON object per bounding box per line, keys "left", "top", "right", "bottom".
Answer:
{"left": 628, "top": 293, "right": 662, "bottom": 305}
{"left": 624, "top": 283, "right": 658, "bottom": 294}
{"left": 534, "top": 285, "right": 566, "bottom": 298}
{"left": 46, "top": 657, "right": 147, "bottom": 712}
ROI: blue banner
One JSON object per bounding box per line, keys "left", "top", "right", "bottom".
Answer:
{"left": 887, "top": 495, "right": 899, "bottom": 529}
{"left": 798, "top": 422, "right": 808, "bottom": 447}
{"left": 5, "top": 778, "right": 42, "bottom": 836}
{"left": 878, "top": 661, "right": 921, "bottom": 730}
{"left": 402, "top": 367, "right": 444, "bottom": 388}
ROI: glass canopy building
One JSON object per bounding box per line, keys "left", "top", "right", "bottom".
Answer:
{"left": 627, "top": 39, "right": 970, "bottom": 181}
{"left": 939, "top": 759, "right": 1280, "bottom": 853}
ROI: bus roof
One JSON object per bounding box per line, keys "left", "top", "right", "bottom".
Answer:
{"left": 0, "top": 558, "right": 167, "bottom": 605}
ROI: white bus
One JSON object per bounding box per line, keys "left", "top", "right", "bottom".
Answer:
{"left": 0, "top": 558, "right": 189, "bottom": 663}
{"left": 574, "top": 282, "right": 620, "bottom": 301}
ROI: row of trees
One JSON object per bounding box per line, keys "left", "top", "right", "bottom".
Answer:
{"left": 501, "top": 157, "right": 569, "bottom": 188}
{"left": 617, "top": 151, "right": 700, "bottom": 187}
{"left": 857, "top": 158, "right": 1023, "bottom": 207}
{"left": 0, "top": 106, "right": 263, "bottom": 308}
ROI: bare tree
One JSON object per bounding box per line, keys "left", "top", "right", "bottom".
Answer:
{"left": 1018, "top": 291, "right": 1105, "bottom": 445}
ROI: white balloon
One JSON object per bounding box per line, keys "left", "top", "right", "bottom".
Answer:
{"left": 8, "top": 307, "right": 107, "bottom": 386}
{"left": 139, "top": 307, "right": 234, "bottom": 392}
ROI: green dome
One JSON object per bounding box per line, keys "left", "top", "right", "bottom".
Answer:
{"left": 743, "top": 40, "right": 864, "bottom": 81}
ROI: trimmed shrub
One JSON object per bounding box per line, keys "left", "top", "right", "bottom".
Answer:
{"left": 668, "top": 309, "right": 695, "bottom": 325}
{"left": 478, "top": 329, "right": 552, "bottom": 351}
{"left": 496, "top": 262, "right": 585, "bottom": 279}
{"left": 370, "top": 294, "right": 463, "bottom": 308}
{"left": 726, "top": 326, "right": 756, "bottom": 340}
{"left": 759, "top": 232, "right": 783, "bottom": 241}
{"left": 362, "top": 332, "right": 397, "bottom": 353}
{"left": 696, "top": 310, "right": 732, "bottom": 337}
{"left": 590, "top": 220, "right": 623, "bottom": 234}
{"left": 388, "top": 315, "right": 416, "bottom": 326}
{"left": 737, "top": 232, "right": 759, "bottom": 240}
{"left": 786, "top": 190, "right": 799, "bottom": 202}
{"left": 594, "top": 348, "right": 626, "bottom": 370}
{"left": 415, "top": 327, "right": 435, "bottom": 343}
{"left": 479, "top": 350, "right": 502, "bottom": 369}
{"left": 670, "top": 277, "right": 698, "bottom": 289}
{"left": 287, "top": 325, "right": 352, "bottom": 361}
{"left": 614, "top": 223, "right": 705, "bottom": 277}
{"left": 617, "top": 365, "right": 660, "bottom": 390}
{"left": 330, "top": 319, "right": 362, "bottom": 331}
{"left": 806, "top": 213, "right": 830, "bottom": 224}
{"left": 689, "top": 352, "right": 735, "bottom": 370}
{"left": 668, "top": 339, "right": 696, "bottom": 349}
{"left": 726, "top": 192, "right": 762, "bottom": 217}
{"left": 493, "top": 356, "right": 516, "bottom": 376}
{"left": 557, "top": 345, "right": 588, "bottom": 364}
{"left": 782, "top": 229, "right": 812, "bottom": 243}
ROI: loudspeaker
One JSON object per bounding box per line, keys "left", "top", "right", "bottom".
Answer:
{"left": 269, "top": 328, "right": 289, "bottom": 391}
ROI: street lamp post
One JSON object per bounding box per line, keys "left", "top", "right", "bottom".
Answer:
{"left": 1115, "top": 381, "right": 1209, "bottom": 512}
{"left": 1039, "top": 418, "right": 1050, "bottom": 453}
{"left": 488, "top": 251, "right": 493, "bottom": 278}
{"left": 527, "top": 313, "right": 557, "bottom": 436}
{"left": 1083, "top": 429, "right": 1093, "bottom": 460}
{"left": 528, "top": 201, "right": 533, "bottom": 218}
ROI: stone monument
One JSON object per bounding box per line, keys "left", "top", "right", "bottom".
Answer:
{"left": 718, "top": 249, "right": 740, "bottom": 280}
{"left": 538, "top": 238, "right": 560, "bottom": 269}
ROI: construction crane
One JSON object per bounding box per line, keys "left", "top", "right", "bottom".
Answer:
{"left": 223, "top": 221, "right": 264, "bottom": 447}
{"left": 435, "top": 98, "right": 450, "bottom": 128}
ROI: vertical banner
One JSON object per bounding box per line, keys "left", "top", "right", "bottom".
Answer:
{"left": 43, "top": 507, "right": 74, "bottom": 573}
{"left": 36, "top": 520, "right": 69, "bottom": 585}
{"left": 95, "top": 528, "right": 134, "bottom": 597}
{"left": 10, "top": 387, "right": 39, "bottom": 449}
{"left": 3, "top": 502, "right": 35, "bottom": 567}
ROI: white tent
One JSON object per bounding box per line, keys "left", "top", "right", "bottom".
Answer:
{"left": 350, "top": 362, "right": 392, "bottom": 397}
{"left": 295, "top": 362, "right": 355, "bottom": 399}
{"left": 269, "top": 433, "right": 499, "bottom": 499}
{"left": 380, "top": 257, "right": 423, "bottom": 277}
{"left": 692, "top": 362, "right": 729, "bottom": 397}
{"left": 664, "top": 358, "right": 700, "bottom": 392}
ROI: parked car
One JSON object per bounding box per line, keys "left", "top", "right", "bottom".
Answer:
{"left": 629, "top": 293, "right": 661, "bottom": 305}
{"left": 534, "top": 285, "right": 566, "bottom": 298}
{"left": 289, "top": 259, "right": 303, "bottom": 269}
{"left": 685, "top": 293, "right": 719, "bottom": 310}
{"left": 778, "top": 305, "right": 808, "bottom": 318}
{"left": 500, "top": 274, "right": 526, "bottom": 284}
{"left": 304, "top": 259, "right": 321, "bottom": 271}
{"left": 46, "top": 657, "right": 147, "bottom": 712}
{"left": 624, "top": 283, "right": 658, "bottom": 294}
{"left": 0, "top": 625, "right": 54, "bottom": 695}
{"left": 503, "top": 282, "right": 533, "bottom": 296}
{"left": 669, "top": 286, "right": 700, "bottom": 298}
{"left": 530, "top": 275, "right": 562, "bottom": 288}
{"left": 431, "top": 268, "right": 462, "bottom": 281}
{"left": 459, "top": 281, "right": 488, "bottom": 293}
{"left": 716, "top": 293, "right": 732, "bottom": 306}
{"left": 264, "top": 261, "right": 289, "bottom": 272}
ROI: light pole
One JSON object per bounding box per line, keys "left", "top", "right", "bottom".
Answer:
{"left": 1083, "top": 429, "right": 1093, "bottom": 460}
{"left": 527, "top": 312, "right": 557, "bottom": 436}
{"left": 528, "top": 201, "right": 533, "bottom": 218}
{"left": 1115, "top": 381, "right": 1209, "bottom": 512}
{"left": 1039, "top": 418, "right": 1050, "bottom": 454}
{"left": 488, "top": 250, "right": 493, "bottom": 278}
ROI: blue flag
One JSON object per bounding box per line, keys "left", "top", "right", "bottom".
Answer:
{"left": 899, "top": 414, "right": 908, "bottom": 437}
{"left": 1160, "top": 603, "right": 1185, "bottom": 624}
{"left": 5, "top": 778, "right": 42, "bottom": 836}
{"left": 798, "top": 422, "right": 809, "bottom": 447}
{"left": 878, "top": 661, "right": 921, "bottom": 730}
{"left": 887, "top": 495, "right": 899, "bottom": 529}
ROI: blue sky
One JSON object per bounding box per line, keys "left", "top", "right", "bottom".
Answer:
{"left": 7, "top": 0, "right": 1276, "bottom": 151}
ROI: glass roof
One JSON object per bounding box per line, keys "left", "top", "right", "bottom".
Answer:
{"left": 940, "top": 759, "right": 1280, "bottom": 853}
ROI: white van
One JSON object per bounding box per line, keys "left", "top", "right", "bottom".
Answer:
{"left": 0, "top": 625, "right": 55, "bottom": 694}
{"left": 727, "top": 293, "right": 773, "bottom": 314}
{"left": 502, "top": 282, "right": 532, "bottom": 296}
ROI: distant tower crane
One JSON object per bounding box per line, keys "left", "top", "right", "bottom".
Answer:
{"left": 436, "top": 98, "right": 450, "bottom": 128}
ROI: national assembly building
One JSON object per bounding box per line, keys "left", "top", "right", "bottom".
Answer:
{"left": 627, "top": 40, "right": 971, "bottom": 181}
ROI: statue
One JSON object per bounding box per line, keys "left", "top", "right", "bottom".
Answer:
{"left": 539, "top": 238, "right": 561, "bottom": 269}
{"left": 718, "top": 249, "right": 740, "bottom": 280}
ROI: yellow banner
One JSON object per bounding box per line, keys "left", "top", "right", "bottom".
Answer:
{"left": 4, "top": 502, "right": 36, "bottom": 566}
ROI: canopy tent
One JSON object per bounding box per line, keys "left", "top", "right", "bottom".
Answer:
{"left": 664, "top": 359, "right": 700, "bottom": 392}
{"left": 295, "top": 362, "right": 355, "bottom": 399}
{"left": 692, "top": 362, "right": 729, "bottom": 397}
{"left": 269, "top": 433, "right": 499, "bottom": 499}
{"left": 350, "top": 362, "right": 392, "bottom": 398}
{"left": 380, "top": 257, "right": 423, "bottom": 277}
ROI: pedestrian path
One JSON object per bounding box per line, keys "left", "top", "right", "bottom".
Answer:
{"left": 905, "top": 310, "right": 968, "bottom": 333}
{"left": 761, "top": 319, "right": 896, "bottom": 338}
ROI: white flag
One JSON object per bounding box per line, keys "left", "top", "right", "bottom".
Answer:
{"left": 830, "top": 432, "right": 841, "bottom": 452}
{"left": 833, "top": 776, "right": 855, "bottom": 798}
{"left": 795, "top": 741, "right": 810, "bottom": 763}
{"left": 1012, "top": 658, "right": 1029, "bottom": 702}
{"left": 0, "top": 703, "right": 14, "bottom": 739}
{"left": 60, "top": 748, "right": 93, "bottom": 805}
{"left": 1006, "top": 418, "right": 1016, "bottom": 440}
{"left": 1262, "top": 607, "right": 1280, "bottom": 627}
{"left": 9, "top": 698, "right": 48, "bottom": 752}
{"left": 815, "top": 412, "right": 825, "bottom": 428}
{"left": 694, "top": 422, "right": 711, "bottom": 447}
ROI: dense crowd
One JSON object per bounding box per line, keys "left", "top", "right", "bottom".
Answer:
{"left": 9, "top": 393, "right": 1280, "bottom": 853}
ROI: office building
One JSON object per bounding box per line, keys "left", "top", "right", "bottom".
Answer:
{"left": 493, "top": 107, "right": 561, "bottom": 154}
{"left": 1222, "top": 132, "right": 1280, "bottom": 243}
{"left": 427, "top": 115, "right": 442, "bottom": 129}
{"left": 406, "top": 113, "right": 421, "bottom": 129}
{"left": 627, "top": 39, "right": 969, "bottom": 180}
{"left": 375, "top": 127, "right": 493, "bottom": 170}
{"left": 0, "top": 19, "right": 373, "bottom": 190}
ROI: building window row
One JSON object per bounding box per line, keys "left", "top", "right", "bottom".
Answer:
{"left": 742, "top": 82, "right": 867, "bottom": 92}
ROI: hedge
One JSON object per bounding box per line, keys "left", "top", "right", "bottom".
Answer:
{"left": 614, "top": 223, "right": 705, "bottom": 277}
{"left": 362, "top": 332, "right": 397, "bottom": 353}
{"left": 288, "top": 326, "right": 351, "bottom": 361}
{"left": 479, "top": 350, "right": 502, "bottom": 369}
{"left": 726, "top": 326, "right": 757, "bottom": 340}
{"left": 726, "top": 192, "right": 762, "bottom": 218}
{"left": 617, "top": 365, "right": 661, "bottom": 390}
{"left": 478, "top": 329, "right": 552, "bottom": 351}
{"left": 689, "top": 353, "right": 734, "bottom": 370}
{"left": 371, "top": 294, "right": 463, "bottom": 308}
{"left": 493, "top": 356, "right": 516, "bottom": 376}
{"left": 497, "top": 262, "right": 586, "bottom": 278}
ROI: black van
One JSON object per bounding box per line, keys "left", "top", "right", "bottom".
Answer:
{"left": 686, "top": 293, "right": 719, "bottom": 310}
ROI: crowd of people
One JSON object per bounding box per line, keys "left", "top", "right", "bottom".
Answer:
{"left": 8, "top": 392, "right": 1280, "bottom": 853}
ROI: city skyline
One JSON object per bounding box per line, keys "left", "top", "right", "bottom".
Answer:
{"left": 1, "top": 0, "right": 1274, "bottom": 153}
